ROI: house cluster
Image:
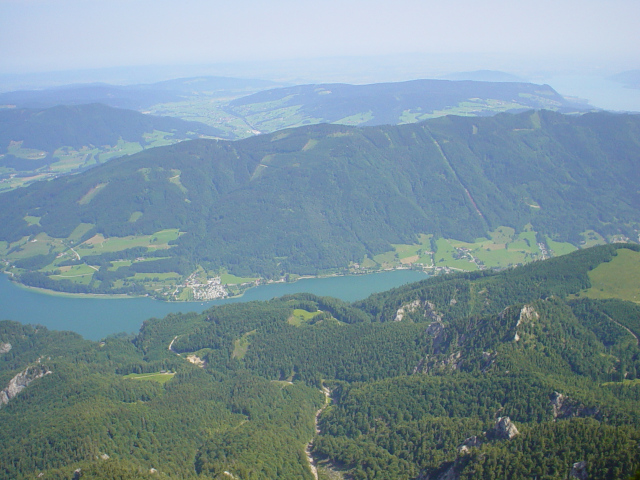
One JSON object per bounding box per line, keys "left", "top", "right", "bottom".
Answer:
{"left": 189, "top": 277, "right": 228, "bottom": 300}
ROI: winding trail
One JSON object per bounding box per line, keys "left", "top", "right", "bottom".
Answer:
{"left": 606, "top": 315, "right": 639, "bottom": 346}
{"left": 168, "top": 335, "right": 178, "bottom": 352}
{"left": 306, "top": 385, "right": 331, "bottom": 480}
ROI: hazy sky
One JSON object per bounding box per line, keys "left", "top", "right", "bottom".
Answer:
{"left": 1, "top": 0, "right": 639, "bottom": 76}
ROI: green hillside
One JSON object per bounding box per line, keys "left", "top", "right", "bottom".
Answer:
{"left": 223, "top": 79, "right": 589, "bottom": 135}
{"left": 1, "top": 244, "right": 639, "bottom": 479}
{"left": 0, "top": 110, "right": 638, "bottom": 297}
{"left": 0, "top": 104, "right": 223, "bottom": 191}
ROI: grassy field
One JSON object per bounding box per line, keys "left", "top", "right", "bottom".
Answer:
{"left": 334, "top": 111, "right": 375, "bottom": 126}
{"left": 400, "top": 99, "right": 536, "bottom": 123}
{"left": 232, "top": 330, "right": 256, "bottom": 359}
{"left": 363, "top": 226, "right": 580, "bottom": 274}
{"left": 220, "top": 273, "right": 258, "bottom": 285}
{"left": 546, "top": 236, "right": 579, "bottom": 256}
{"left": 147, "top": 98, "right": 254, "bottom": 138}
{"left": 579, "top": 230, "right": 607, "bottom": 248}
{"left": 578, "top": 248, "right": 640, "bottom": 302}
{"left": 124, "top": 372, "right": 175, "bottom": 384}
{"left": 288, "top": 308, "right": 323, "bottom": 326}
{"left": 74, "top": 229, "right": 181, "bottom": 256}
{"left": 1, "top": 132, "right": 194, "bottom": 192}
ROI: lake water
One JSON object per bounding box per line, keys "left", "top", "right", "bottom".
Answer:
{"left": 0, "top": 270, "right": 427, "bottom": 340}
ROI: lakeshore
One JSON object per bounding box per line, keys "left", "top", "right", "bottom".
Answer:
{"left": 0, "top": 269, "right": 428, "bottom": 340}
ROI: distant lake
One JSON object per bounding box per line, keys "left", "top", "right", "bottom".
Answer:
{"left": 0, "top": 270, "right": 427, "bottom": 341}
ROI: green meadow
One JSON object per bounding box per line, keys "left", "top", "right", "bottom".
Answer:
{"left": 578, "top": 248, "right": 640, "bottom": 303}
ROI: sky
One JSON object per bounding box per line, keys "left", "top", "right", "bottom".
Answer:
{"left": 1, "top": 0, "right": 639, "bottom": 78}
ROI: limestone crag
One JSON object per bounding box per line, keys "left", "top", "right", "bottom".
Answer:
{"left": 458, "top": 436, "right": 482, "bottom": 454}
{"left": 514, "top": 304, "right": 538, "bottom": 342}
{"left": 550, "top": 391, "right": 601, "bottom": 420}
{"left": 395, "top": 300, "right": 443, "bottom": 322}
{"left": 0, "top": 342, "right": 11, "bottom": 354}
{"left": 394, "top": 300, "right": 423, "bottom": 321}
{"left": 414, "top": 351, "right": 462, "bottom": 374}
{"left": 494, "top": 416, "right": 519, "bottom": 440}
{"left": 0, "top": 365, "right": 51, "bottom": 406}
{"left": 571, "top": 461, "right": 588, "bottom": 480}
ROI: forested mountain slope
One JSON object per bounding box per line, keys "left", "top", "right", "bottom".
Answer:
{"left": 0, "top": 103, "right": 222, "bottom": 190}
{"left": 0, "top": 110, "right": 638, "bottom": 296}
{"left": 1, "top": 244, "right": 639, "bottom": 479}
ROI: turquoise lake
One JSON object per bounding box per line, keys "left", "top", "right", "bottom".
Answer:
{"left": 0, "top": 270, "right": 427, "bottom": 340}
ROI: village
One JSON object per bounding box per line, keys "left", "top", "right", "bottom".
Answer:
{"left": 184, "top": 275, "right": 229, "bottom": 301}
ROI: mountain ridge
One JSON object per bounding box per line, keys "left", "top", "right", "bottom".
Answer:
{"left": 0, "top": 110, "right": 638, "bottom": 296}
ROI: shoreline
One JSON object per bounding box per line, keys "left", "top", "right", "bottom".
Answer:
{"left": 4, "top": 266, "right": 429, "bottom": 302}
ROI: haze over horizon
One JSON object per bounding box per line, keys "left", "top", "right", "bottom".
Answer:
{"left": 1, "top": 0, "right": 639, "bottom": 110}
{"left": 1, "top": 0, "right": 638, "bottom": 74}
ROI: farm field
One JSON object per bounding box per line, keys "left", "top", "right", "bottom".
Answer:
{"left": 357, "top": 226, "right": 602, "bottom": 275}
{"left": 1, "top": 131, "right": 197, "bottom": 192}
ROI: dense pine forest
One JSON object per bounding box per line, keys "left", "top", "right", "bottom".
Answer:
{"left": 1, "top": 243, "right": 639, "bottom": 479}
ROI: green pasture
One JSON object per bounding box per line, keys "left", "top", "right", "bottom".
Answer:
{"left": 128, "top": 211, "right": 143, "bottom": 223}
{"left": 335, "top": 111, "right": 374, "bottom": 126}
{"left": 168, "top": 169, "right": 188, "bottom": 193}
{"left": 232, "top": 330, "right": 256, "bottom": 359}
{"left": 372, "top": 250, "right": 399, "bottom": 267}
{"left": 5, "top": 233, "right": 65, "bottom": 259}
{"left": 143, "top": 130, "right": 176, "bottom": 148}
{"left": 23, "top": 216, "right": 41, "bottom": 226}
{"left": 546, "top": 236, "right": 578, "bottom": 256}
{"left": 433, "top": 238, "right": 477, "bottom": 271}
{"left": 579, "top": 248, "right": 640, "bottom": 303}
{"left": 68, "top": 223, "right": 95, "bottom": 242}
{"left": 147, "top": 98, "right": 251, "bottom": 137}
{"left": 580, "top": 230, "right": 607, "bottom": 248}
{"left": 6, "top": 142, "right": 47, "bottom": 160}
{"left": 220, "top": 273, "right": 258, "bottom": 285}
{"left": 288, "top": 308, "right": 323, "bottom": 327}
{"left": 74, "top": 229, "right": 181, "bottom": 256}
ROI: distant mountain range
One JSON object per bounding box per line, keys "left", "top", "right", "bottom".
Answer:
{"left": 1, "top": 76, "right": 594, "bottom": 141}
{"left": 223, "top": 79, "right": 591, "bottom": 135}
{"left": 0, "top": 110, "right": 638, "bottom": 295}
{"left": 0, "top": 76, "right": 287, "bottom": 110}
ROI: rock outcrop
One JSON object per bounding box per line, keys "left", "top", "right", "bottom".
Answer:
{"left": 395, "top": 300, "right": 423, "bottom": 321}
{"left": 458, "top": 436, "right": 482, "bottom": 454}
{"left": 0, "top": 365, "right": 51, "bottom": 407}
{"left": 570, "top": 461, "right": 588, "bottom": 480}
{"left": 514, "top": 304, "right": 538, "bottom": 342}
{"left": 494, "top": 416, "right": 519, "bottom": 440}
{"left": 550, "top": 392, "right": 600, "bottom": 420}
{"left": 395, "top": 300, "right": 442, "bottom": 322}
{"left": 0, "top": 342, "right": 11, "bottom": 354}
